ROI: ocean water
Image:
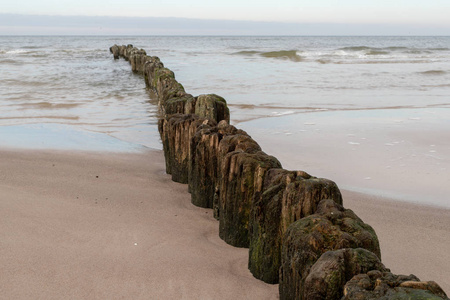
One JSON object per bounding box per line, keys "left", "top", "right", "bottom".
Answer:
{"left": 1, "top": 36, "right": 449, "bottom": 206}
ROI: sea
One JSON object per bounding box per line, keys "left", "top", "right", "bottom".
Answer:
{"left": 1, "top": 36, "right": 449, "bottom": 207}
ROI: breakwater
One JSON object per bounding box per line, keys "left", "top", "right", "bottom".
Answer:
{"left": 110, "top": 44, "right": 448, "bottom": 299}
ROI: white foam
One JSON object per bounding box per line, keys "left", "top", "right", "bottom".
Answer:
{"left": 348, "top": 142, "right": 360, "bottom": 145}
{"left": 272, "top": 110, "right": 295, "bottom": 116}
{"left": 6, "top": 49, "right": 27, "bottom": 54}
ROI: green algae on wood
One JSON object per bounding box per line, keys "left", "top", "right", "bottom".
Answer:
{"left": 343, "top": 272, "right": 448, "bottom": 299}
{"left": 279, "top": 199, "right": 381, "bottom": 300}
{"left": 219, "top": 150, "right": 281, "bottom": 248}
{"left": 304, "top": 248, "right": 388, "bottom": 300}
{"left": 249, "top": 168, "right": 343, "bottom": 284}
{"left": 158, "top": 114, "right": 216, "bottom": 183}
{"left": 189, "top": 121, "right": 248, "bottom": 209}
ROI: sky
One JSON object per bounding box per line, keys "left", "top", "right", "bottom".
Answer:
{"left": 1, "top": 0, "right": 450, "bottom": 35}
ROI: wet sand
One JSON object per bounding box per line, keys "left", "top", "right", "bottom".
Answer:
{"left": 343, "top": 190, "right": 450, "bottom": 294}
{"left": 1, "top": 148, "right": 449, "bottom": 298}
{"left": 239, "top": 108, "right": 450, "bottom": 208}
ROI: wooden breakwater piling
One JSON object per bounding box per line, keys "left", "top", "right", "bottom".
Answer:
{"left": 110, "top": 44, "right": 448, "bottom": 300}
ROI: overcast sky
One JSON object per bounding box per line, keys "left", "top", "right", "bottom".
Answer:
{"left": 1, "top": 0, "right": 450, "bottom": 35}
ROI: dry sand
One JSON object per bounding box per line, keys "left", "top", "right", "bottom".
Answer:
{"left": 0, "top": 148, "right": 449, "bottom": 298}
{"left": 0, "top": 149, "right": 277, "bottom": 299}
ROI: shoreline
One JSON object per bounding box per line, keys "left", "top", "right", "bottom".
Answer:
{"left": 1, "top": 147, "right": 448, "bottom": 297}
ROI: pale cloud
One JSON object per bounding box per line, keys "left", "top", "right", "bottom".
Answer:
{"left": 1, "top": 14, "right": 449, "bottom": 36}
{"left": 1, "top": 0, "right": 449, "bottom": 35}
{"left": 2, "top": 0, "right": 450, "bottom": 25}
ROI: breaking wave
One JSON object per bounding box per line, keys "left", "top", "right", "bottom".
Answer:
{"left": 339, "top": 46, "right": 374, "bottom": 51}
{"left": 233, "top": 50, "right": 261, "bottom": 56}
{"left": 366, "top": 50, "right": 390, "bottom": 55}
{"left": 233, "top": 50, "right": 303, "bottom": 62}
{"left": 260, "top": 50, "right": 303, "bottom": 62}
{"left": 231, "top": 43, "right": 450, "bottom": 65}
{"left": 4, "top": 49, "right": 29, "bottom": 54}
{"left": 338, "top": 46, "right": 449, "bottom": 55}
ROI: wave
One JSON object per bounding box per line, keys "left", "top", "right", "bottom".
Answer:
{"left": 31, "top": 54, "right": 50, "bottom": 58}
{"left": 0, "top": 115, "right": 80, "bottom": 121}
{"left": 418, "top": 70, "right": 447, "bottom": 76}
{"left": 338, "top": 46, "right": 402, "bottom": 55}
{"left": 18, "top": 102, "right": 82, "bottom": 109}
{"left": 57, "top": 49, "right": 103, "bottom": 54}
{"left": 233, "top": 50, "right": 303, "bottom": 62}
{"left": 233, "top": 50, "right": 261, "bottom": 56}
{"left": 0, "top": 59, "right": 23, "bottom": 65}
{"left": 1, "top": 49, "right": 43, "bottom": 57}
{"left": 261, "top": 50, "right": 302, "bottom": 62}
{"left": 2, "top": 79, "right": 49, "bottom": 87}
{"left": 385, "top": 46, "right": 409, "bottom": 51}
{"left": 234, "top": 45, "right": 446, "bottom": 65}
{"left": 4, "top": 49, "right": 29, "bottom": 54}
{"left": 366, "top": 50, "right": 390, "bottom": 55}
{"left": 338, "top": 45, "right": 448, "bottom": 55}
{"left": 432, "top": 84, "right": 450, "bottom": 88}
{"left": 316, "top": 59, "right": 331, "bottom": 64}
{"left": 339, "top": 46, "right": 373, "bottom": 51}
{"left": 21, "top": 46, "right": 43, "bottom": 49}
{"left": 406, "top": 49, "right": 431, "bottom": 54}
{"left": 339, "top": 46, "right": 399, "bottom": 52}
{"left": 336, "top": 59, "right": 432, "bottom": 65}
{"left": 339, "top": 46, "right": 412, "bottom": 52}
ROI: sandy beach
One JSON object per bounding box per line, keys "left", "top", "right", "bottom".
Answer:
{"left": 343, "top": 190, "right": 450, "bottom": 294}
{"left": 0, "top": 148, "right": 277, "bottom": 299}
{"left": 1, "top": 148, "right": 448, "bottom": 298}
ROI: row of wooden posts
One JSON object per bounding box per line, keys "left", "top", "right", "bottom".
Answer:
{"left": 109, "top": 44, "right": 448, "bottom": 300}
